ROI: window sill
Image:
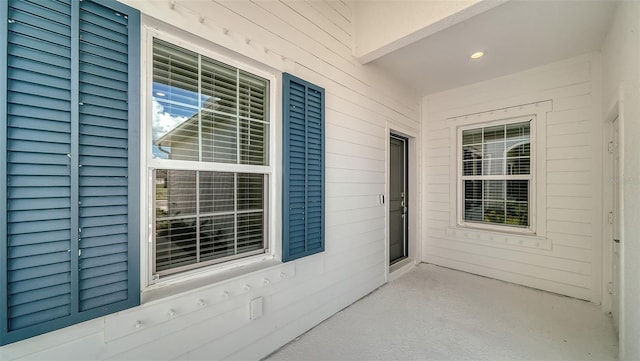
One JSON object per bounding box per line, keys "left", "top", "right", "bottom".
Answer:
{"left": 447, "top": 226, "right": 552, "bottom": 251}
{"left": 105, "top": 258, "right": 294, "bottom": 343}
{"left": 457, "top": 221, "right": 535, "bottom": 236}
{"left": 142, "top": 256, "right": 285, "bottom": 304}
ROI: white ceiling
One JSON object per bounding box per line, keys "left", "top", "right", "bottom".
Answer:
{"left": 371, "top": 0, "right": 618, "bottom": 96}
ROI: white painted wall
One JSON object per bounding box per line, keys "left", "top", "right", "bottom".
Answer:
{"left": 0, "top": 1, "right": 420, "bottom": 360}
{"left": 351, "top": 0, "right": 502, "bottom": 63}
{"left": 601, "top": 3, "right": 640, "bottom": 360}
{"left": 422, "top": 53, "right": 604, "bottom": 303}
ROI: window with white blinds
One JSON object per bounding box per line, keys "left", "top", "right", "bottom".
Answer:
{"left": 150, "top": 38, "right": 270, "bottom": 277}
{"left": 459, "top": 119, "right": 532, "bottom": 229}
{"left": 152, "top": 39, "right": 268, "bottom": 164}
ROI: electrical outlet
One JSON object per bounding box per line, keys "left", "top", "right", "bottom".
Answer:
{"left": 250, "top": 297, "right": 263, "bottom": 320}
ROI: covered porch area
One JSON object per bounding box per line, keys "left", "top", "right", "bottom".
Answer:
{"left": 268, "top": 264, "right": 617, "bottom": 360}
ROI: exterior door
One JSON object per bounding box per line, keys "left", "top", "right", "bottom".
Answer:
{"left": 611, "top": 116, "right": 621, "bottom": 331}
{"left": 389, "top": 135, "right": 408, "bottom": 264}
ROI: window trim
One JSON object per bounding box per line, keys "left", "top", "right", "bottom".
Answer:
{"left": 140, "top": 23, "right": 279, "bottom": 288}
{"left": 456, "top": 115, "right": 537, "bottom": 234}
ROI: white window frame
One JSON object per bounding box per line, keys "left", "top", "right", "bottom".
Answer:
{"left": 456, "top": 115, "right": 537, "bottom": 234}
{"left": 140, "top": 23, "right": 279, "bottom": 289}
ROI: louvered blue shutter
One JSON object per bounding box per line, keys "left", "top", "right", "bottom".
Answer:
{"left": 3, "top": 0, "right": 74, "bottom": 338}
{"left": 282, "top": 73, "right": 325, "bottom": 262}
{"left": 0, "top": 0, "right": 140, "bottom": 345}
{"left": 77, "top": 0, "right": 135, "bottom": 313}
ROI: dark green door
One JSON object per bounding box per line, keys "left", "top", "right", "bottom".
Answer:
{"left": 389, "top": 135, "right": 408, "bottom": 264}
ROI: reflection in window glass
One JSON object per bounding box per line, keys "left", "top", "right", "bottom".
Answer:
{"left": 151, "top": 38, "right": 269, "bottom": 165}
{"left": 156, "top": 218, "right": 198, "bottom": 272}
{"left": 201, "top": 56, "right": 237, "bottom": 115}
{"left": 201, "top": 112, "right": 237, "bottom": 164}
{"left": 154, "top": 170, "right": 266, "bottom": 274}
{"left": 200, "top": 215, "right": 235, "bottom": 262}
{"left": 199, "top": 172, "right": 234, "bottom": 214}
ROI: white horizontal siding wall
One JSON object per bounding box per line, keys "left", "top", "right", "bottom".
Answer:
{"left": 0, "top": 1, "right": 420, "bottom": 360}
{"left": 422, "top": 53, "right": 603, "bottom": 303}
{"left": 602, "top": 3, "right": 640, "bottom": 359}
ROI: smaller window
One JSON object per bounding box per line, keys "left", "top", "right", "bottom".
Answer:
{"left": 459, "top": 119, "right": 532, "bottom": 230}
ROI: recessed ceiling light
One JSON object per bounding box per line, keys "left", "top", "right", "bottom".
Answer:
{"left": 470, "top": 51, "right": 485, "bottom": 59}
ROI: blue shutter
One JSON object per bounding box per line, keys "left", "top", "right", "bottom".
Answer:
{"left": 77, "top": 0, "right": 134, "bottom": 313}
{"left": 1, "top": 0, "right": 140, "bottom": 345}
{"left": 282, "top": 73, "right": 325, "bottom": 262}
{"left": 4, "top": 0, "right": 74, "bottom": 336}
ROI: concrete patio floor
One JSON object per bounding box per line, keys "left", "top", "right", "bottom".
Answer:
{"left": 266, "top": 263, "right": 618, "bottom": 361}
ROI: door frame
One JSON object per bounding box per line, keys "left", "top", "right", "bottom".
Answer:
{"left": 389, "top": 134, "right": 409, "bottom": 265}
{"left": 385, "top": 126, "right": 420, "bottom": 282}
{"left": 602, "top": 95, "right": 624, "bottom": 339}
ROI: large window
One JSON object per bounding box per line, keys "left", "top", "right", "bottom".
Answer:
{"left": 150, "top": 38, "right": 271, "bottom": 277}
{"left": 459, "top": 119, "right": 532, "bottom": 229}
